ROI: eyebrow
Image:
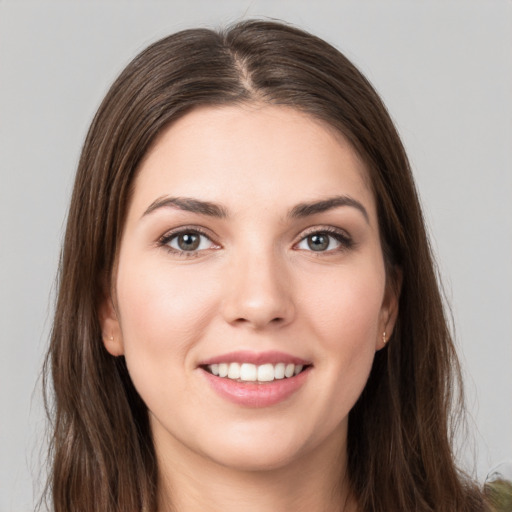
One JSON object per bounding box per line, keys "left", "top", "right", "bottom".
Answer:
{"left": 142, "top": 194, "right": 369, "bottom": 223}
{"left": 142, "top": 196, "right": 228, "bottom": 218}
{"left": 289, "top": 195, "right": 369, "bottom": 223}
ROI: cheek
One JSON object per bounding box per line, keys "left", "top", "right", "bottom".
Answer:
{"left": 299, "top": 259, "right": 386, "bottom": 369}
{"left": 307, "top": 265, "right": 384, "bottom": 332}
{"left": 115, "top": 258, "right": 220, "bottom": 365}
{"left": 285, "top": 260, "right": 386, "bottom": 443}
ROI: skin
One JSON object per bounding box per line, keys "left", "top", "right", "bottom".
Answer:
{"left": 101, "top": 104, "right": 399, "bottom": 512}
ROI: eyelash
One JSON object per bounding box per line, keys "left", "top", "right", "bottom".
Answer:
{"left": 157, "top": 225, "right": 354, "bottom": 257}
{"left": 295, "top": 226, "right": 354, "bottom": 254}
{"left": 157, "top": 226, "right": 218, "bottom": 258}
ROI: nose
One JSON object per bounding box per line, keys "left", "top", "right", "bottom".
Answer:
{"left": 220, "top": 249, "right": 295, "bottom": 330}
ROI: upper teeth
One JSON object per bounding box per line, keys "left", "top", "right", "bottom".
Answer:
{"left": 207, "top": 362, "right": 304, "bottom": 382}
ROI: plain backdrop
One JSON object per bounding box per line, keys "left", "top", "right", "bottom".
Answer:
{"left": 0, "top": 1, "right": 511, "bottom": 510}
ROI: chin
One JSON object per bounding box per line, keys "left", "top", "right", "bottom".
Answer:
{"left": 203, "top": 442, "right": 303, "bottom": 473}
{"left": 193, "top": 418, "right": 328, "bottom": 473}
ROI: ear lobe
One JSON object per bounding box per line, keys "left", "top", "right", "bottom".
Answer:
{"left": 378, "top": 267, "right": 402, "bottom": 350}
{"left": 99, "top": 294, "right": 124, "bottom": 356}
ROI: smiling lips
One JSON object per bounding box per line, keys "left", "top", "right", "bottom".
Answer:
{"left": 206, "top": 362, "right": 304, "bottom": 382}
{"left": 199, "top": 351, "right": 312, "bottom": 407}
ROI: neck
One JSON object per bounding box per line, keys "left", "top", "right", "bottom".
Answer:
{"left": 154, "top": 425, "right": 356, "bottom": 512}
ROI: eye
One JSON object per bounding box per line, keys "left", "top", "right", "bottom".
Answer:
{"left": 160, "top": 229, "right": 218, "bottom": 254}
{"left": 296, "top": 229, "right": 352, "bottom": 253}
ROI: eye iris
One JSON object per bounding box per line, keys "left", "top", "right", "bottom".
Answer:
{"left": 177, "top": 233, "right": 200, "bottom": 251}
{"left": 307, "top": 233, "right": 329, "bottom": 251}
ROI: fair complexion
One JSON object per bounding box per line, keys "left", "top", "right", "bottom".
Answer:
{"left": 101, "top": 104, "right": 399, "bottom": 512}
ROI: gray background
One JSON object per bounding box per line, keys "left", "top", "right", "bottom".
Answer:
{"left": 1, "top": 1, "right": 511, "bottom": 510}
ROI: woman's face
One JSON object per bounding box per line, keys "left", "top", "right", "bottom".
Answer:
{"left": 101, "top": 105, "right": 398, "bottom": 472}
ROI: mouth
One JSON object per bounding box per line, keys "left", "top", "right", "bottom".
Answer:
{"left": 198, "top": 351, "right": 313, "bottom": 407}
{"left": 201, "top": 362, "right": 311, "bottom": 383}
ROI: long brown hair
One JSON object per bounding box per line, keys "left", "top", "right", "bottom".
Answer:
{"left": 43, "top": 19, "right": 487, "bottom": 511}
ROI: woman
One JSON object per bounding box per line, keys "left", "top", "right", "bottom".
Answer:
{"left": 42, "top": 19, "right": 488, "bottom": 511}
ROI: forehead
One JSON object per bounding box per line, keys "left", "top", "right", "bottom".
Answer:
{"left": 130, "top": 104, "right": 376, "bottom": 220}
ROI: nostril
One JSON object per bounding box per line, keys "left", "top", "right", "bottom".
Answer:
{"left": 231, "top": 316, "right": 286, "bottom": 328}
{"left": 221, "top": 291, "right": 295, "bottom": 329}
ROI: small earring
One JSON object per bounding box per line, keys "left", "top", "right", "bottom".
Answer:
{"left": 382, "top": 331, "right": 387, "bottom": 345}
{"left": 109, "top": 335, "right": 114, "bottom": 341}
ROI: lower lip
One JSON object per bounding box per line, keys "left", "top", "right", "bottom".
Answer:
{"left": 201, "top": 367, "right": 311, "bottom": 408}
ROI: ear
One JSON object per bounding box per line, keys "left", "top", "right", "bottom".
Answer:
{"left": 377, "top": 267, "right": 402, "bottom": 350}
{"left": 99, "top": 291, "right": 124, "bottom": 356}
